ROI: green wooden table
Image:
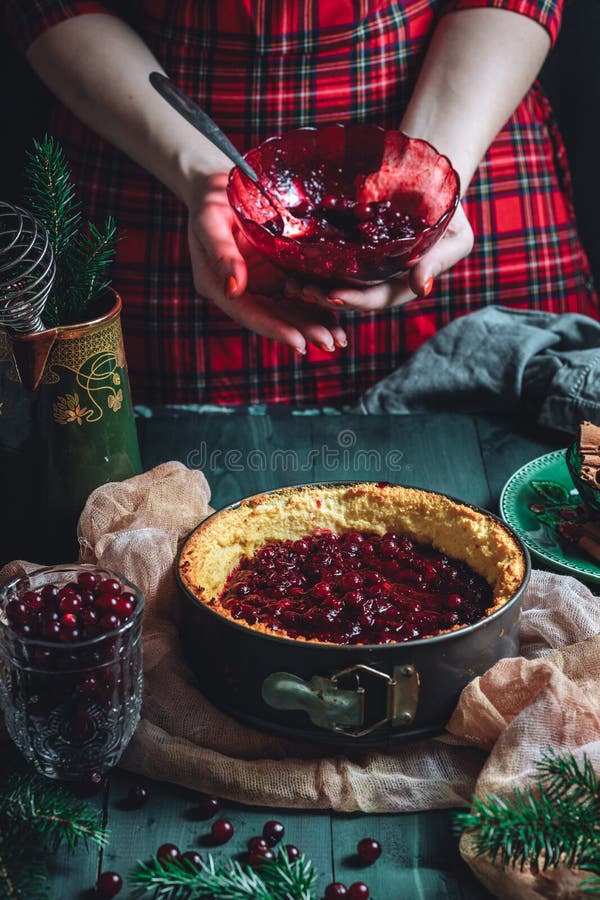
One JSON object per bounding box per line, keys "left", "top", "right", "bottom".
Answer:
{"left": 18, "top": 410, "right": 568, "bottom": 899}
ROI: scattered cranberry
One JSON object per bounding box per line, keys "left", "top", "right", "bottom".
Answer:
{"left": 325, "top": 883, "right": 348, "bottom": 899}
{"left": 127, "top": 784, "right": 149, "bottom": 809}
{"left": 248, "top": 836, "right": 270, "bottom": 853}
{"left": 286, "top": 844, "right": 301, "bottom": 862}
{"left": 193, "top": 794, "right": 221, "bottom": 819}
{"left": 262, "top": 819, "right": 285, "bottom": 845}
{"left": 249, "top": 846, "right": 276, "bottom": 868}
{"left": 211, "top": 818, "right": 234, "bottom": 844}
{"left": 181, "top": 850, "right": 203, "bottom": 870}
{"left": 157, "top": 843, "right": 181, "bottom": 864}
{"left": 74, "top": 771, "right": 103, "bottom": 796}
{"left": 357, "top": 838, "right": 381, "bottom": 864}
{"left": 96, "top": 871, "right": 122, "bottom": 898}
{"left": 348, "top": 883, "right": 370, "bottom": 900}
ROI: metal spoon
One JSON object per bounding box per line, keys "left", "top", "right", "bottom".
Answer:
{"left": 149, "top": 72, "right": 287, "bottom": 232}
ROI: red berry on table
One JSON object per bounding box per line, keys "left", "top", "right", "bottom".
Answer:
{"left": 181, "top": 850, "right": 203, "bottom": 870}
{"left": 211, "top": 818, "right": 234, "bottom": 844}
{"left": 127, "top": 784, "right": 149, "bottom": 809}
{"left": 325, "top": 883, "right": 348, "bottom": 899}
{"left": 194, "top": 794, "right": 221, "bottom": 819}
{"left": 286, "top": 844, "right": 301, "bottom": 862}
{"left": 348, "top": 883, "right": 370, "bottom": 900}
{"left": 262, "top": 819, "right": 285, "bottom": 845}
{"left": 248, "top": 836, "right": 270, "bottom": 853}
{"left": 157, "top": 843, "right": 181, "bottom": 863}
{"left": 248, "top": 847, "right": 276, "bottom": 868}
{"left": 357, "top": 837, "right": 381, "bottom": 864}
{"left": 74, "top": 771, "right": 104, "bottom": 796}
{"left": 96, "top": 870, "right": 122, "bottom": 898}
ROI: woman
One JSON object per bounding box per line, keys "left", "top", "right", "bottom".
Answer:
{"left": 4, "top": 0, "right": 597, "bottom": 405}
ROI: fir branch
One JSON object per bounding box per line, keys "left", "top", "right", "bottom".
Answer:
{"left": 24, "top": 135, "right": 81, "bottom": 261}
{"left": 0, "top": 838, "right": 49, "bottom": 900}
{"left": 130, "top": 848, "right": 319, "bottom": 899}
{"left": 64, "top": 216, "right": 118, "bottom": 319}
{"left": 457, "top": 751, "right": 600, "bottom": 877}
{"left": 537, "top": 748, "right": 599, "bottom": 810}
{"left": 22, "top": 135, "right": 118, "bottom": 327}
{"left": 261, "top": 848, "right": 318, "bottom": 900}
{"left": 0, "top": 773, "right": 108, "bottom": 853}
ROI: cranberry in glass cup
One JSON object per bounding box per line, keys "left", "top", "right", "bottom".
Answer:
{"left": 0, "top": 564, "right": 144, "bottom": 780}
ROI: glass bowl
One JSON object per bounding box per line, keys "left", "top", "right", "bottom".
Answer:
{"left": 227, "top": 124, "right": 460, "bottom": 286}
{"left": 0, "top": 564, "right": 144, "bottom": 780}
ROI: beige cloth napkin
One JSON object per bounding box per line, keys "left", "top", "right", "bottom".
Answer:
{"left": 4, "top": 462, "right": 600, "bottom": 896}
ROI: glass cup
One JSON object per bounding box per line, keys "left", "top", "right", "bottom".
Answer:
{"left": 0, "top": 564, "right": 144, "bottom": 780}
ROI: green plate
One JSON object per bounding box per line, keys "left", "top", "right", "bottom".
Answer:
{"left": 500, "top": 449, "right": 600, "bottom": 583}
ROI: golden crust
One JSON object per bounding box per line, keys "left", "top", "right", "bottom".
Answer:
{"left": 178, "top": 483, "right": 527, "bottom": 644}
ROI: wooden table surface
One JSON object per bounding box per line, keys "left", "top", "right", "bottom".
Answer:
{"left": 30, "top": 410, "right": 567, "bottom": 898}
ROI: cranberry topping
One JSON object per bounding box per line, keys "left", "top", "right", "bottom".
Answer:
{"left": 219, "top": 531, "right": 492, "bottom": 645}
{"left": 269, "top": 160, "right": 428, "bottom": 248}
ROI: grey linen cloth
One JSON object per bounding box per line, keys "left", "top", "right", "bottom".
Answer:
{"left": 357, "top": 307, "right": 600, "bottom": 434}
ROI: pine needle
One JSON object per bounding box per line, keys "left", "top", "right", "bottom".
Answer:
{"left": 456, "top": 750, "right": 600, "bottom": 877}
{"left": 0, "top": 773, "right": 108, "bottom": 853}
{"left": 24, "top": 135, "right": 81, "bottom": 261}
{"left": 22, "top": 134, "right": 118, "bottom": 327}
{"left": 0, "top": 773, "right": 107, "bottom": 899}
{"left": 130, "top": 847, "right": 319, "bottom": 899}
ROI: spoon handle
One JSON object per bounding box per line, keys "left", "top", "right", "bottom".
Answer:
{"left": 149, "top": 72, "right": 260, "bottom": 185}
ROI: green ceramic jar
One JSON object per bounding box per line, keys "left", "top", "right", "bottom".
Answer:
{"left": 0, "top": 290, "right": 141, "bottom": 564}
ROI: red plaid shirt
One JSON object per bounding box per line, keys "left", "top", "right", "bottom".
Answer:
{"left": 5, "top": 0, "right": 598, "bottom": 405}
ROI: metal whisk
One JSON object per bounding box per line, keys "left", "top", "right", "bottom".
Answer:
{"left": 0, "top": 201, "right": 55, "bottom": 333}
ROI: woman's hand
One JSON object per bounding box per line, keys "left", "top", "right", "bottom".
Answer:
{"left": 187, "top": 173, "right": 347, "bottom": 354}
{"left": 284, "top": 203, "right": 473, "bottom": 311}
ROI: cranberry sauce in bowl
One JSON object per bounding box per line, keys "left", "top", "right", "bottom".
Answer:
{"left": 220, "top": 531, "right": 492, "bottom": 645}
{"left": 227, "top": 124, "right": 460, "bottom": 285}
